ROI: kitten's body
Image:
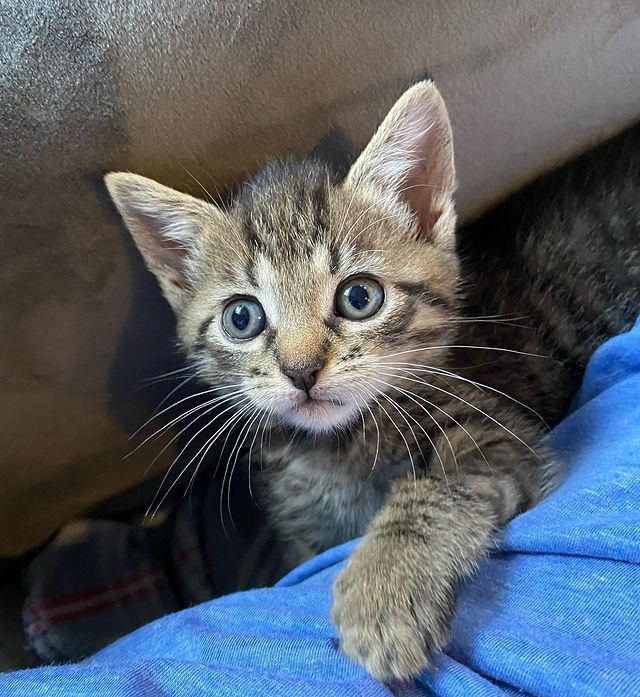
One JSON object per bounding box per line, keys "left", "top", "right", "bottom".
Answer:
{"left": 249, "top": 126, "right": 640, "bottom": 565}
{"left": 461, "top": 124, "right": 640, "bottom": 393}
{"left": 106, "top": 83, "right": 639, "bottom": 682}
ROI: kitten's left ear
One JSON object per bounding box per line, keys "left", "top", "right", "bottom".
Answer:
{"left": 346, "top": 80, "right": 456, "bottom": 247}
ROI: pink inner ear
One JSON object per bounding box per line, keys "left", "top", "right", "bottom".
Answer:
{"left": 401, "top": 158, "right": 447, "bottom": 241}
{"left": 134, "top": 211, "right": 192, "bottom": 290}
{"left": 399, "top": 119, "right": 455, "bottom": 241}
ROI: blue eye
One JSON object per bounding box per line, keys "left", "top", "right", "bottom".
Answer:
{"left": 222, "top": 298, "right": 266, "bottom": 340}
{"left": 336, "top": 276, "right": 385, "bottom": 320}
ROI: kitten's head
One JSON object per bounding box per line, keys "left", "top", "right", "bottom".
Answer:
{"left": 106, "top": 81, "right": 459, "bottom": 434}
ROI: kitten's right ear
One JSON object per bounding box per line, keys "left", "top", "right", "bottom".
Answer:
{"left": 105, "top": 172, "right": 217, "bottom": 311}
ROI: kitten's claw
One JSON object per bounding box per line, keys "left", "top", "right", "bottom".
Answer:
{"left": 331, "top": 536, "right": 452, "bottom": 682}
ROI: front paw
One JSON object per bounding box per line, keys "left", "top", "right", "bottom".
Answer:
{"left": 332, "top": 536, "right": 453, "bottom": 682}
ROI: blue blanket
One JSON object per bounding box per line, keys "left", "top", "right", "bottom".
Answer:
{"left": 2, "top": 319, "right": 640, "bottom": 696}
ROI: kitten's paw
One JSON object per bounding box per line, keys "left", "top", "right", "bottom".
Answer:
{"left": 331, "top": 537, "right": 452, "bottom": 682}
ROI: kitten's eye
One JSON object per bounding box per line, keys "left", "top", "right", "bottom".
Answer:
{"left": 336, "top": 276, "right": 385, "bottom": 320}
{"left": 222, "top": 298, "right": 266, "bottom": 340}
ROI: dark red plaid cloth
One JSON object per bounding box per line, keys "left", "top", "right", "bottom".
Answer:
{"left": 22, "top": 478, "right": 282, "bottom": 663}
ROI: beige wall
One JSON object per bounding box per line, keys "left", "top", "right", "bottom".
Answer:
{"left": 1, "top": 0, "right": 639, "bottom": 555}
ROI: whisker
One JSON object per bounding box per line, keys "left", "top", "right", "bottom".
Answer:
{"left": 183, "top": 167, "right": 218, "bottom": 205}
{"left": 370, "top": 376, "right": 453, "bottom": 482}
{"left": 339, "top": 198, "right": 383, "bottom": 247}
{"left": 326, "top": 172, "right": 333, "bottom": 239}
{"left": 393, "top": 376, "right": 493, "bottom": 477}
{"left": 358, "top": 381, "right": 416, "bottom": 483}
{"left": 382, "top": 362, "right": 549, "bottom": 428}
{"left": 222, "top": 406, "right": 266, "bottom": 534}
{"left": 373, "top": 375, "right": 495, "bottom": 478}
{"left": 127, "top": 386, "right": 248, "bottom": 457}
{"left": 259, "top": 405, "right": 274, "bottom": 472}
{"left": 350, "top": 394, "right": 367, "bottom": 451}
{"left": 373, "top": 387, "right": 432, "bottom": 486}
{"left": 145, "top": 374, "right": 196, "bottom": 414}
{"left": 141, "top": 365, "right": 193, "bottom": 384}
{"left": 445, "top": 317, "right": 532, "bottom": 330}
{"left": 379, "top": 344, "right": 553, "bottom": 362}
{"left": 349, "top": 214, "right": 402, "bottom": 246}
{"left": 185, "top": 401, "right": 255, "bottom": 505}
{"left": 340, "top": 182, "right": 439, "bottom": 248}
{"left": 377, "top": 371, "right": 540, "bottom": 460}
{"left": 248, "top": 405, "right": 274, "bottom": 500}
{"left": 351, "top": 389, "right": 380, "bottom": 485}
{"left": 373, "top": 387, "right": 424, "bottom": 460}
{"left": 142, "top": 392, "right": 245, "bottom": 477}
{"left": 145, "top": 398, "right": 252, "bottom": 519}
{"left": 455, "top": 312, "right": 527, "bottom": 320}
{"left": 352, "top": 249, "right": 386, "bottom": 256}
{"left": 129, "top": 383, "right": 246, "bottom": 440}
{"left": 136, "top": 374, "right": 195, "bottom": 390}
{"left": 336, "top": 179, "right": 361, "bottom": 246}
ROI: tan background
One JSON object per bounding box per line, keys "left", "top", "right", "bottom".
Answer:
{"left": 1, "top": 0, "right": 639, "bottom": 556}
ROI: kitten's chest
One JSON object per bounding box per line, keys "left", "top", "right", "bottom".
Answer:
{"left": 261, "top": 442, "right": 403, "bottom": 561}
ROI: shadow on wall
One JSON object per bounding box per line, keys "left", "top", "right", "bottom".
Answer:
{"left": 99, "top": 178, "right": 185, "bottom": 436}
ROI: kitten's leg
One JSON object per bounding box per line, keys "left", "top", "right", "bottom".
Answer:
{"left": 332, "top": 443, "right": 542, "bottom": 682}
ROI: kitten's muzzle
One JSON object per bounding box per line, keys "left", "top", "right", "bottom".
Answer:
{"left": 282, "top": 357, "right": 325, "bottom": 395}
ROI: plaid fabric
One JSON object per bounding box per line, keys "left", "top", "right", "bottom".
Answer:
{"left": 22, "top": 477, "right": 282, "bottom": 663}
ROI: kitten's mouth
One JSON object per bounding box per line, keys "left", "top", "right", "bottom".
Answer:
{"left": 303, "top": 394, "right": 342, "bottom": 405}
{"left": 294, "top": 394, "right": 343, "bottom": 412}
{"left": 283, "top": 392, "right": 354, "bottom": 432}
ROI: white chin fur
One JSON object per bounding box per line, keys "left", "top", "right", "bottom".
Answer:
{"left": 281, "top": 399, "right": 357, "bottom": 433}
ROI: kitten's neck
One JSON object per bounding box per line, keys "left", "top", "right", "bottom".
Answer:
{"left": 264, "top": 380, "right": 439, "bottom": 480}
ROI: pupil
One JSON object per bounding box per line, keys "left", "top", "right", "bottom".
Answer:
{"left": 348, "top": 284, "right": 370, "bottom": 310}
{"left": 232, "top": 304, "right": 250, "bottom": 331}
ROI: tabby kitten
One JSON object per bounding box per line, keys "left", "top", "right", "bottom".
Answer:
{"left": 105, "top": 81, "right": 639, "bottom": 681}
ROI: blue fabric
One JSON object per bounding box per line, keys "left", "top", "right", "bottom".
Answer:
{"left": 2, "top": 320, "right": 640, "bottom": 697}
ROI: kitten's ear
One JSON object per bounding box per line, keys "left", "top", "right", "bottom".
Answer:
{"left": 346, "top": 80, "right": 456, "bottom": 246}
{"left": 105, "top": 172, "right": 217, "bottom": 311}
